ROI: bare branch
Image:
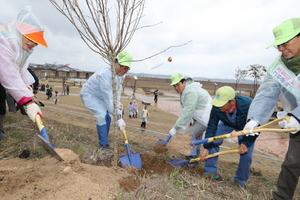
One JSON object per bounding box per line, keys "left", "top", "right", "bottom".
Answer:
{"left": 133, "top": 40, "right": 193, "bottom": 62}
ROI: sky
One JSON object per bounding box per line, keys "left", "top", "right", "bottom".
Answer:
{"left": 1, "top": 0, "right": 300, "bottom": 80}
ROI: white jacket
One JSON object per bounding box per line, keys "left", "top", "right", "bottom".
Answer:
{"left": 0, "top": 6, "right": 40, "bottom": 103}
{"left": 173, "top": 78, "right": 212, "bottom": 133}
{"left": 80, "top": 66, "right": 124, "bottom": 125}
{"left": 247, "top": 56, "right": 300, "bottom": 125}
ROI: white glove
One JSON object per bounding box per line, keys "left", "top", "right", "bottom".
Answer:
{"left": 244, "top": 120, "right": 259, "bottom": 136}
{"left": 169, "top": 127, "right": 177, "bottom": 136}
{"left": 279, "top": 116, "right": 300, "bottom": 134}
{"left": 25, "top": 102, "right": 43, "bottom": 123}
{"left": 118, "top": 118, "right": 126, "bottom": 130}
{"left": 277, "top": 111, "right": 287, "bottom": 118}
{"left": 277, "top": 111, "right": 287, "bottom": 128}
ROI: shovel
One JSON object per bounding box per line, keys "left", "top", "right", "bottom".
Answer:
{"left": 155, "top": 134, "right": 172, "bottom": 146}
{"left": 33, "top": 95, "right": 45, "bottom": 107}
{"left": 167, "top": 146, "right": 241, "bottom": 167}
{"left": 35, "top": 115, "right": 64, "bottom": 162}
{"left": 120, "top": 126, "right": 142, "bottom": 169}
{"left": 190, "top": 116, "right": 296, "bottom": 146}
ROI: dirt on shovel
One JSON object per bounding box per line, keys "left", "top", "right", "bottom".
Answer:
{"left": 166, "top": 133, "right": 194, "bottom": 156}
{"left": 153, "top": 145, "right": 168, "bottom": 153}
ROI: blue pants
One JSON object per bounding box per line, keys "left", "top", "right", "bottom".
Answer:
{"left": 96, "top": 112, "right": 111, "bottom": 146}
{"left": 204, "top": 122, "right": 255, "bottom": 185}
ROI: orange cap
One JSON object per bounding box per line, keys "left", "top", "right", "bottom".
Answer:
{"left": 23, "top": 31, "right": 48, "bottom": 47}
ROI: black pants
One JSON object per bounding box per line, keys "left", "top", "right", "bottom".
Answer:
{"left": 273, "top": 131, "right": 300, "bottom": 200}
{"left": 141, "top": 121, "right": 146, "bottom": 128}
{"left": 0, "top": 84, "right": 6, "bottom": 115}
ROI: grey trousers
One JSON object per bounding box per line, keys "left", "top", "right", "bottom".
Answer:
{"left": 187, "top": 120, "right": 207, "bottom": 140}
{"left": 273, "top": 131, "right": 300, "bottom": 200}
{"left": 186, "top": 120, "right": 207, "bottom": 157}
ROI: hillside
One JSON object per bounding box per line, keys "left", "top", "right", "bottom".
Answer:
{"left": 0, "top": 78, "right": 299, "bottom": 200}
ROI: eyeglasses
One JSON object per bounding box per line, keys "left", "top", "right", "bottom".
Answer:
{"left": 119, "top": 65, "right": 130, "bottom": 72}
{"left": 275, "top": 37, "right": 296, "bottom": 49}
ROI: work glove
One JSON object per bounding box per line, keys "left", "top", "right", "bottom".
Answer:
{"left": 277, "top": 111, "right": 287, "bottom": 128}
{"left": 25, "top": 102, "right": 43, "bottom": 123}
{"left": 278, "top": 115, "right": 300, "bottom": 134}
{"left": 169, "top": 127, "right": 177, "bottom": 136}
{"left": 244, "top": 120, "right": 259, "bottom": 136}
{"left": 118, "top": 118, "right": 126, "bottom": 130}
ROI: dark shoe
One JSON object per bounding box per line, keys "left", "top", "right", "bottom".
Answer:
{"left": 100, "top": 145, "right": 114, "bottom": 150}
{"left": 0, "top": 130, "right": 7, "bottom": 141}
{"left": 184, "top": 155, "right": 200, "bottom": 168}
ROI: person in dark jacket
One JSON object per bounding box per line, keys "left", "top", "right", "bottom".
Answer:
{"left": 199, "top": 86, "right": 257, "bottom": 188}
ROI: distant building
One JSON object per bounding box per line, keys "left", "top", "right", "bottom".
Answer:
{"left": 29, "top": 63, "right": 94, "bottom": 80}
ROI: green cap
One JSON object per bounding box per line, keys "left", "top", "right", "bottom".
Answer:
{"left": 170, "top": 73, "right": 184, "bottom": 85}
{"left": 267, "top": 17, "right": 300, "bottom": 48}
{"left": 116, "top": 52, "right": 133, "bottom": 69}
{"left": 211, "top": 86, "right": 236, "bottom": 107}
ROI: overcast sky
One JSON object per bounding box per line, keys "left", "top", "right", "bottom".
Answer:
{"left": 1, "top": 0, "right": 300, "bottom": 80}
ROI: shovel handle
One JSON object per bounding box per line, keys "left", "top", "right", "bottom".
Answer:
{"left": 204, "top": 149, "right": 240, "bottom": 159}
{"left": 35, "top": 114, "right": 50, "bottom": 142}
{"left": 35, "top": 114, "right": 44, "bottom": 131}
{"left": 122, "top": 126, "right": 129, "bottom": 144}
{"left": 256, "top": 116, "right": 290, "bottom": 129}
{"left": 190, "top": 147, "right": 240, "bottom": 163}
{"left": 192, "top": 116, "right": 296, "bottom": 146}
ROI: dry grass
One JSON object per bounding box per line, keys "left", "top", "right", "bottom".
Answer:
{"left": 1, "top": 104, "right": 299, "bottom": 200}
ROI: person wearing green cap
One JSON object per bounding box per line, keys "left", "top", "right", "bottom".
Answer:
{"left": 169, "top": 73, "right": 212, "bottom": 163}
{"left": 80, "top": 52, "right": 132, "bottom": 150}
{"left": 199, "top": 86, "right": 255, "bottom": 188}
{"left": 243, "top": 17, "right": 300, "bottom": 199}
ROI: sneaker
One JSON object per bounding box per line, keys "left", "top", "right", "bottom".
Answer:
{"left": 234, "top": 181, "right": 246, "bottom": 189}
{"left": 0, "top": 130, "right": 7, "bottom": 141}
{"left": 186, "top": 161, "right": 200, "bottom": 168}
{"left": 100, "top": 145, "right": 114, "bottom": 150}
{"left": 202, "top": 172, "right": 220, "bottom": 179}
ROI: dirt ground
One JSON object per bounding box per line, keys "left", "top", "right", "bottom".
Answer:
{"left": 0, "top": 81, "right": 291, "bottom": 200}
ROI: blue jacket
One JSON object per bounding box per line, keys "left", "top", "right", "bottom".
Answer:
{"left": 204, "top": 95, "right": 257, "bottom": 149}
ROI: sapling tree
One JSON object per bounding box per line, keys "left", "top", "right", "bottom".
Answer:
{"left": 49, "top": 0, "right": 191, "bottom": 166}
{"left": 247, "top": 64, "right": 266, "bottom": 98}
{"left": 234, "top": 67, "right": 248, "bottom": 92}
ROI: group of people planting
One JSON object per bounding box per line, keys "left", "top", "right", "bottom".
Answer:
{"left": 167, "top": 17, "right": 300, "bottom": 199}
{"left": 1, "top": 5, "right": 300, "bottom": 200}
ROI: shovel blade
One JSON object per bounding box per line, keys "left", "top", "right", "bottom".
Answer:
{"left": 155, "top": 134, "right": 172, "bottom": 146}
{"left": 155, "top": 139, "right": 168, "bottom": 146}
{"left": 120, "top": 152, "right": 142, "bottom": 169}
{"left": 36, "top": 134, "right": 64, "bottom": 162}
{"left": 166, "top": 159, "right": 189, "bottom": 167}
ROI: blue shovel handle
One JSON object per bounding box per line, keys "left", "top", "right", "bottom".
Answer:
{"left": 165, "top": 134, "right": 172, "bottom": 143}
{"left": 190, "top": 138, "right": 209, "bottom": 146}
